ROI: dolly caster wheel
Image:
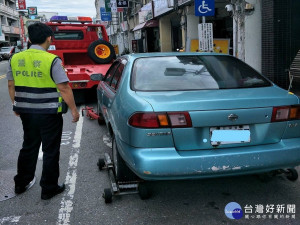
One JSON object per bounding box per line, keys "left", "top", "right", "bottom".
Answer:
{"left": 97, "top": 158, "right": 105, "bottom": 171}
{"left": 103, "top": 188, "right": 112, "bottom": 203}
{"left": 286, "top": 168, "right": 298, "bottom": 181}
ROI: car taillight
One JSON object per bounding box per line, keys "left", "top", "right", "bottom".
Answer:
{"left": 290, "top": 106, "right": 300, "bottom": 119}
{"left": 129, "top": 112, "right": 192, "bottom": 128}
{"left": 271, "top": 105, "right": 300, "bottom": 122}
{"left": 129, "top": 113, "right": 159, "bottom": 128}
{"left": 168, "top": 112, "right": 192, "bottom": 128}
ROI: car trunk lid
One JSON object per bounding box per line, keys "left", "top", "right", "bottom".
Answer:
{"left": 136, "top": 87, "right": 298, "bottom": 150}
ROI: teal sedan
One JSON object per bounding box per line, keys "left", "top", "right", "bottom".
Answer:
{"left": 93, "top": 52, "right": 300, "bottom": 182}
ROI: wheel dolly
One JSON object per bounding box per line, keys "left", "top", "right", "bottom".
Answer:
{"left": 256, "top": 168, "right": 299, "bottom": 182}
{"left": 97, "top": 153, "right": 150, "bottom": 203}
{"left": 275, "top": 168, "right": 298, "bottom": 181}
{"left": 82, "top": 107, "right": 150, "bottom": 202}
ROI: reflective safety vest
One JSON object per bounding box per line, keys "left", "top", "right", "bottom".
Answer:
{"left": 10, "top": 48, "right": 63, "bottom": 114}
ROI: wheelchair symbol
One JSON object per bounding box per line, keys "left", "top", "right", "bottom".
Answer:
{"left": 198, "top": 0, "right": 212, "bottom": 14}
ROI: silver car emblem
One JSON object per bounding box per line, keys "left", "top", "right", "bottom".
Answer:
{"left": 228, "top": 114, "right": 238, "bottom": 121}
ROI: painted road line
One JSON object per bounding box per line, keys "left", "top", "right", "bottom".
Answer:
{"left": 0, "top": 74, "right": 6, "bottom": 79}
{"left": 57, "top": 106, "right": 83, "bottom": 225}
{"left": 0, "top": 216, "right": 21, "bottom": 224}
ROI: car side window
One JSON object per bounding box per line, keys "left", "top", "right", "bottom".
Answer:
{"left": 104, "top": 62, "right": 120, "bottom": 85}
{"left": 110, "top": 62, "right": 125, "bottom": 90}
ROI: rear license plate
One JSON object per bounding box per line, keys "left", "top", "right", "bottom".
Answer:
{"left": 210, "top": 125, "right": 250, "bottom": 145}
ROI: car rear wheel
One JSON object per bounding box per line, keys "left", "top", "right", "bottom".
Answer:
{"left": 138, "top": 182, "right": 151, "bottom": 200}
{"left": 88, "top": 40, "right": 115, "bottom": 64}
{"left": 112, "top": 136, "right": 136, "bottom": 182}
{"left": 97, "top": 101, "right": 105, "bottom": 125}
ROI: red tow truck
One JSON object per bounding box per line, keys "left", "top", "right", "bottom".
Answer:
{"left": 46, "top": 16, "right": 115, "bottom": 102}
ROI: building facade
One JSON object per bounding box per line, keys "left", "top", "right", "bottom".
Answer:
{"left": 96, "top": 0, "right": 299, "bottom": 89}
{"left": 0, "top": 0, "right": 20, "bottom": 46}
{"left": 261, "top": 0, "right": 300, "bottom": 89}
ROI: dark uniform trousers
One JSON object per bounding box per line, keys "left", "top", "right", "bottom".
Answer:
{"left": 14, "top": 113, "right": 63, "bottom": 193}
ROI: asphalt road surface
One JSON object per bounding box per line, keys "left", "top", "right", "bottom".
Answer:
{"left": 0, "top": 60, "right": 300, "bottom": 225}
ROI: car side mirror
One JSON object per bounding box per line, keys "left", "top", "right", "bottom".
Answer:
{"left": 90, "top": 73, "right": 104, "bottom": 81}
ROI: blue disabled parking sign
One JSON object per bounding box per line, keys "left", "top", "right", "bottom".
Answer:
{"left": 195, "top": 0, "right": 215, "bottom": 16}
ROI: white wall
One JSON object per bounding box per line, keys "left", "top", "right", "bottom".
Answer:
{"left": 244, "top": 0, "right": 262, "bottom": 72}
{"left": 185, "top": 4, "right": 199, "bottom": 52}
{"left": 159, "top": 15, "right": 172, "bottom": 52}
{"left": 186, "top": 14, "right": 199, "bottom": 49}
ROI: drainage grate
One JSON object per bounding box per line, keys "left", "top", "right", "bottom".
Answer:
{"left": 0, "top": 170, "right": 35, "bottom": 202}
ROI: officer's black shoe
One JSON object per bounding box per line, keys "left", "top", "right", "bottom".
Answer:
{"left": 41, "top": 184, "right": 65, "bottom": 200}
{"left": 15, "top": 186, "right": 26, "bottom": 194}
{"left": 15, "top": 177, "right": 36, "bottom": 194}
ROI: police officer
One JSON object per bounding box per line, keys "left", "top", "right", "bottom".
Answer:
{"left": 7, "top": 22, "right": 80, "bottom": 200}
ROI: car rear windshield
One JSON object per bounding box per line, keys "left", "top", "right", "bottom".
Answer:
{"left": 132, "top": 55, "right": 272, "bottom": 91}
{"left": 54, "top": 31, "right": 84, "bottom": 40}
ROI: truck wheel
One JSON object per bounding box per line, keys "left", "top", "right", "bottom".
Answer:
{"left": 112, "top": 136, "right": 137, "bottom": 182}
{"left": 88, "top": 40, "right": 115, "bottom": 64}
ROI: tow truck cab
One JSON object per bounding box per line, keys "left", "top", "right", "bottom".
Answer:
{"left": 46, "top": 16, "right": 115, "bottom": 94}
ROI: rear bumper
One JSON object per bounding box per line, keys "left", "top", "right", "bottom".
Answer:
{"left": 117, "top": 138, "right": 300, "bottom": 180}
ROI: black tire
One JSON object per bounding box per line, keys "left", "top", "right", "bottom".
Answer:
{"left": 97, "top": 158, "right": 105, "bottom": 171}
{"left": 112, "top": 137, "right": 137, "bottom": 182}
{"left": 88, "top": 40, "right": 115, "bottom": 64}
{"left": 97, "top": 101, "right": 105, "bottom": 125}
{"left": 103, "top": 188, "right": 112, "bottom": 203}
{"left": 138, "top": 183, "right": 151, "bottom": 200}
{"left": 286, "top": 168, "right": 298, "bottom": 181}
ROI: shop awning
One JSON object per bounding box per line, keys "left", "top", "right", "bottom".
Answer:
{"left": 133, "top": 22, "right": 146, "bottom": 31}
{"left": 132, "top": 20, "right": 159, "bottom": 31}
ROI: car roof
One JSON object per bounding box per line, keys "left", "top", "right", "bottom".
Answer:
{"left": 124, "top": 52, "right": 229, "bottom": 60}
